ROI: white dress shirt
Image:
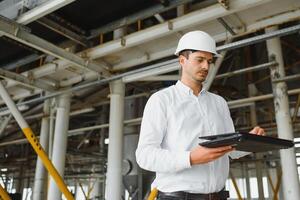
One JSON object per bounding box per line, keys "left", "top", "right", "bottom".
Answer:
{"left": 136, "top": 81, "right": 248, "bottom": 193}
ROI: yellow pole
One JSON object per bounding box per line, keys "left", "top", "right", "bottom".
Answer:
{"left": 273, "top": 169, "right": 282, "bottom": 200}
{"left": 0, "top": 183, "right": 11, "bottom": 200}
{"left": 230, "top": 171, "right": 243, "bottom": 200}
{"left": 147, "top": 188, "right": 158, "bottom": 200}
{"left": 78, "top": 182, "right": 88, "bottom": 200}
{"left": 0, "top": 82, "right": 74, "bottom": 200}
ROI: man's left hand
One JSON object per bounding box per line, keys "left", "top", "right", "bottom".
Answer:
{"left": 249, "top": 126, "right": 265, "bottom": 136}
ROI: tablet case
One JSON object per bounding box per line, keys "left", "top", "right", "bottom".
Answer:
{"left": 199, "top": 132, "right": 294, "bottom": 152}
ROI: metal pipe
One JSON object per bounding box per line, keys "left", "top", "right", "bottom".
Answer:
{"left": 249, "top": 84, "right": 265, "bottom": 200}
{"left": 244, "top": 163, "right": 251, "bottom": 200}
{"left": 33, "top": 99, "right": 50, "bottom": 200}
{"left": 228, "top": 88, "right": 300, "bottom": 107}
{"left": 47, "top": 93, "right": 72, "bottom": 200}
{"left": 215, "top": 61, "right": 277, "bottom": 79}
{"left": 272, "top": 73, "right": 300, "bottom": 83}
{"left": 105, "top": 80, "right": 125, "bottom": 200}
{"left": 219, "top": 23, "right": 300, "bottom": 52}
{"left": 217, "top": 17, "right": 236, "bottom": 35}
{"left": 135, "top": 60, "right": 275, "bottom": 82}
{"left": 203, "top": 38, "right": 232, "bottom": 90}
{"left": 0, "top": 82, "right": 74, "bottom": 200}
{"left": 266, "top": 26, "right": 300, "bottom": 200}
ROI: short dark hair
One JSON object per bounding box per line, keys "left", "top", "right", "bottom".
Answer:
{"left": 178, "top": 49, "right": 197, "bottom": 59}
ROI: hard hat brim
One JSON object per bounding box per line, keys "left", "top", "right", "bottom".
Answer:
{"left": 175, "top": 50, "right": 222, "bottom": 58}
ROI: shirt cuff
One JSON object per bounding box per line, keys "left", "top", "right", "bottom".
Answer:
{"left": 176, "top": 151, "right": 192, "bottom": 171}
{"left": 229, "top": 150, "right": 251, "bottom": 159}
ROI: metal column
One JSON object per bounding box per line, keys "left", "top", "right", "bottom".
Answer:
{"left": 266, "top": 26, "right": 300, "bottom": 200}
{"left": 33, "top": 99, "right": 50, "bottom": 200}
{"left": 48, "top": 93, "right": 71, "bottom": 200}
{"left": 243, "top": 163, "right": 251, "bottom": 200}
{"left": 105, "top": 79, "right": 125, "bottom": 200}
{"left": 248, "top": 84, "right": 265, "bottom": 200}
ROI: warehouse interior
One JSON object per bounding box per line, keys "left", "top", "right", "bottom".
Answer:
{"left": 0, "top": 0, "right": 300, "bottom": 199}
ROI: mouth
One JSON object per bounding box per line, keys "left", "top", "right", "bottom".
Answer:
{"left": 197, "top": 71, "right": 208, "bottom": 76}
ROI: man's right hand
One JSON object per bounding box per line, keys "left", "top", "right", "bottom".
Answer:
{"left": 190, "top": 145, "right": 234, "bottom": 165}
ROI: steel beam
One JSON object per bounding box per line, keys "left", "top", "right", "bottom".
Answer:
{"left": 86, "top": 0, "right": 268, "bottom": 59}
{"left": 2, "top": 54, "right": 43, "bottom": 70}
{"left": 16, "top": 0, "right": 76, "bottom": 25}
{"left": 0, "top": 82, "right": 74, "bottom": 200}
{"left": 37, "top": 17, "right": 90, "bottom": 47}
{"left": 0, "top": 68, "right": 55, "bottom": 91}
{"left": 0, "top": 16, "right": 109, "bottom": 75}
{"left": 89, "top": 0, "right": 194, "bottom": 37}
{"left": 1, "top": 24, "right": 299, "bottom": 109}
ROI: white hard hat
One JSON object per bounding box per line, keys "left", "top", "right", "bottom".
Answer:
{"left": 174, "top": 31, "right": 221, "bottom": 57}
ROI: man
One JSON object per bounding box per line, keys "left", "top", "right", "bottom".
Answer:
{"left": 136, "top": 31, "right": 264, "bottom": 200}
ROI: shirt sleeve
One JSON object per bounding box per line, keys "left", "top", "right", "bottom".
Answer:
{"left": 221, "top": 99, "right": 251, "bottom": 159}
{"left": 135, "top": 93, "right": 191, "bottom": 173}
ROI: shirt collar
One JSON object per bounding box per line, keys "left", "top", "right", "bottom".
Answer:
{"left": 176, "top": 80, "right": 206, "bottom": 96}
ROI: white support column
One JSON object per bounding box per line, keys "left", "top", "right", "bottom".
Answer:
{"left": 32, "top": 99, "right": 50, "bottom": 200}
{"left": 244, "top": 163, "right": 251, "bottom": 200}
{"left": 105, "top": 79, "right": 125, "bottom": 200}
{"left": 248, "top": 84, "right": 264, "bottom": 200}
{"left": 47, "top": 93, "right": 71, "bottom": 200}
{"left": 266, "top": 26, "right": 300, "bottom": 200}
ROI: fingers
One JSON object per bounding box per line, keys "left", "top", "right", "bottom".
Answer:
{"left": 209, "top": 145, "right": 233, "bottom": 153}
{"left": 209, "top": 148, "right": 234, "bottom": 160}
{"left": 190, "top": 145, "right": 234, "bottom": 165}
{"left": 250, "top": 126, "right": 265, "bottom": 136}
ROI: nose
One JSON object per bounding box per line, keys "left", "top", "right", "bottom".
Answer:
{"left": 202, "top": 60, "right": 210, "bottom": 70}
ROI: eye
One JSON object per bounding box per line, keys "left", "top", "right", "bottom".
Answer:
{"left": 196, "top": 58, "right": 205, "bottom": 63}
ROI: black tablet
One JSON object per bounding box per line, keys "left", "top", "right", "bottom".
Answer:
{"left": 199, "top": 132, "right": 294, "bottom": 152}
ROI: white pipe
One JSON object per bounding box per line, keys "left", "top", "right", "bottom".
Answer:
{"left": 0, "top": 82, "right": 29, "bottom": 128}
{"left": 105, "top": 80, "right": 125, "bottom": 200}
{"left": 47, "top": 93, "right": 71, "bottom": 200}
{"left": 33, "top": 99, "right": 50, "bottom": 200}
{"left": 266, "top": 26, "right": 300, "bottom": 200}
{"left": 249, "top": 84, "right": 265, "bottom": 200}
{"left": 203, "top": 49, "right": 228, "bottom": 91}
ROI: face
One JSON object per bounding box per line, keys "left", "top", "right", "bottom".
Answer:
{"left": 179, "top": 51, "right": 213, "bottom": 84}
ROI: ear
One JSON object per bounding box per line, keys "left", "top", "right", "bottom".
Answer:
{"left": 179, "top": 55, "right": 186, "bottom": 67}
